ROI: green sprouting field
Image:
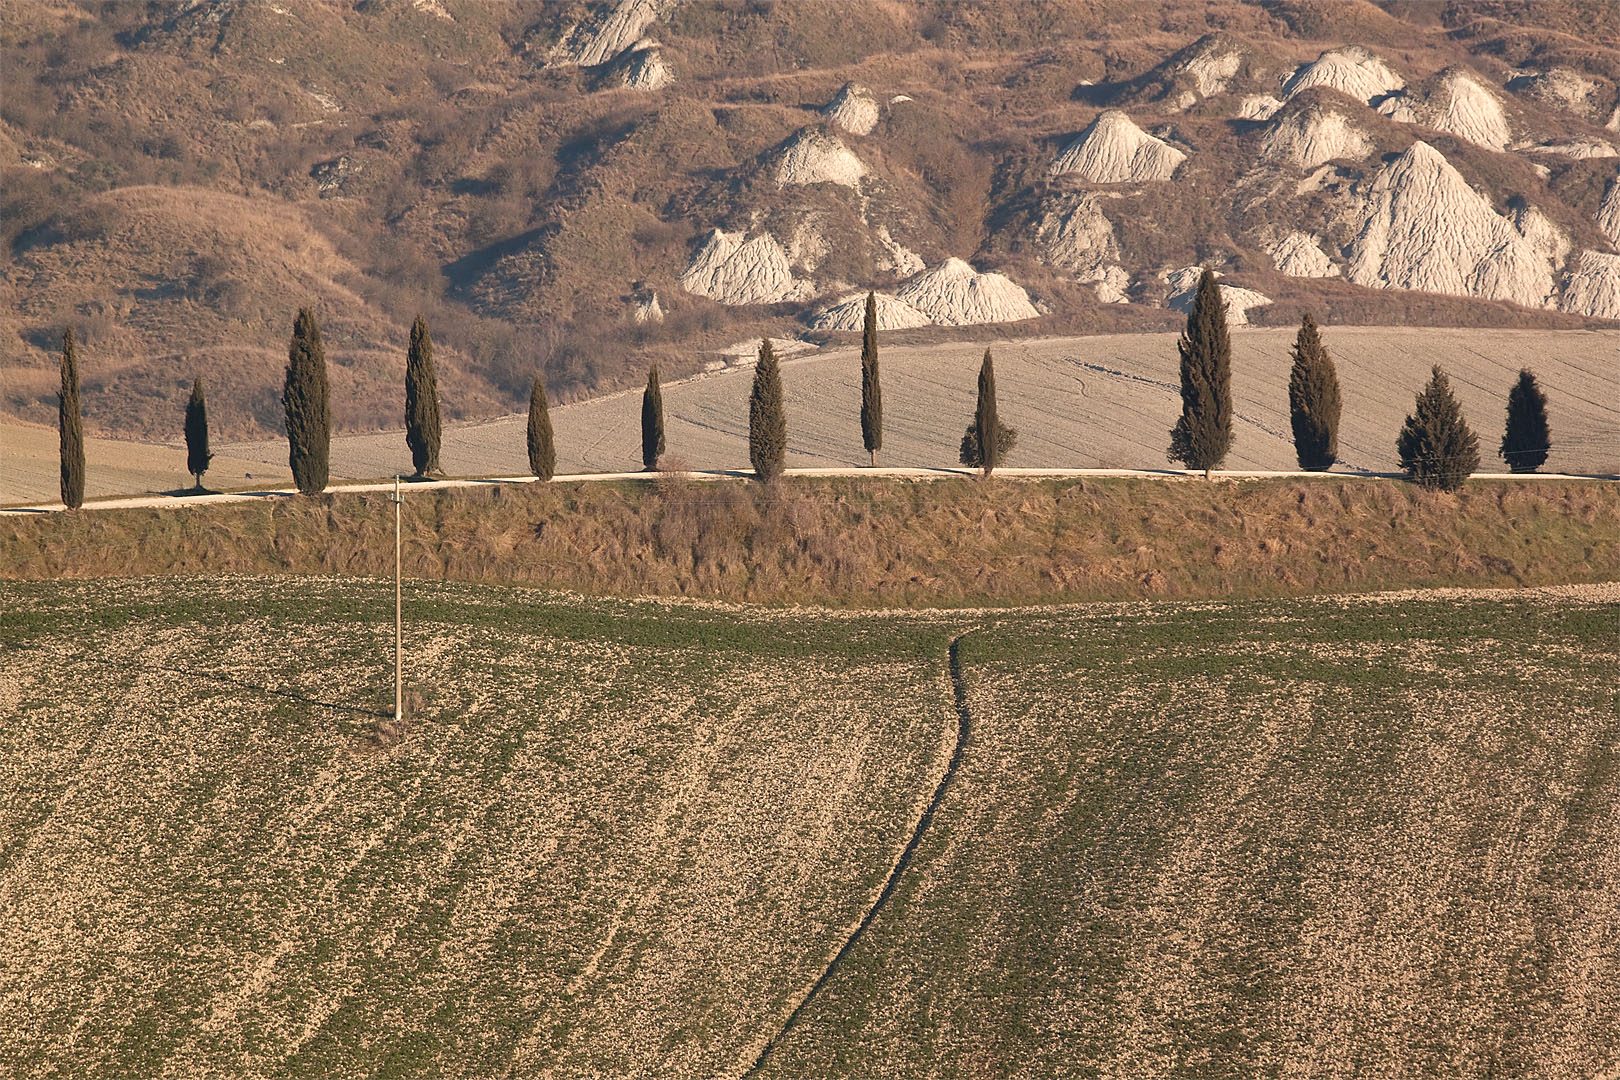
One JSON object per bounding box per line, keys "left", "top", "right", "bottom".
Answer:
{"left": 1, "top": 577, "right": 1615, "bottom": 1078}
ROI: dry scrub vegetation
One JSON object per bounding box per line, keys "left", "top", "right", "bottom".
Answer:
{"left": 0, "top": 577, "right": 1614, "bottom": 1076}
{"left": 3, "top": 477, "right": 1616, "bottom": 607}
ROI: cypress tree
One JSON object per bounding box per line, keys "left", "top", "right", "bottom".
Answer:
{"left": 1287, "top": 312, "right": 1342, "bottom": 471}
{"left": 184, "top": 377, "right": 213, "bottom": 491}
{"left": 1397, "top": 365, "right": 1480, "bottom": 491}
{"left": 860, "top": 291, "right": 882, "bottom": 467}
{"left": 528, "top": 372, "right": 555, "bottom": 481}
{"left": 282, "top": 307, "right": 331, "bottom": 495}
{"left": 1167, "top": 268, "right": 1233, "bottom": 479}
{"left": 748, "top": 338, "right": 786, "bottom": 482}
{"left": 404, "top": 314, "right": 441, "bottom": 478}
{"left": 641, "top": 364, "right": 665, "bottom": 471}
{"left": 1499, "top": 369, "right": 1550, "bottom": 473}
{"left": 58, "top": 327, "right": 84, "bottom": 510}
{"left": 952, "top": 351, "right": 1017, "bottom": 476}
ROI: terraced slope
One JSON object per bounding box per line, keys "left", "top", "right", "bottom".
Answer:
{"left": 1, "top": 577, "right": 1615, "bottom": 1077}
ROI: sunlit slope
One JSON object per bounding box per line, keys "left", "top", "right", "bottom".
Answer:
{"left": 0, "top": 579, "right": 953, "bottom": 1078}
{"left": 761, "top": 591, "right": 1620, "bottom": 1079}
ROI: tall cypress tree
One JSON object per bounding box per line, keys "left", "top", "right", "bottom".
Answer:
{"left": 641, "top": 364, "right": 665, "bottom": 471}
{"left": 1397, "top": 365, "right": 1479, "bottom": 491}
{"left": 528, "top": 372, "right": 555, "bottom": 481}
{"left": 1500, "top": 369, "right": 1550, "bottom": 473}
{"left": 184, "top": 377, "right": 213, "bottom": 491}
{"left": 283, "top": 307, "right": 331, "bottom": 495}
{"left": 404, "top": 314, "right": 441, "bottom": 478}
{"left": 748, "top": 338, "right": 786, "bottom": 482}
{"left": 860, "top": 291, "right": 882, "bottom": 467}
{"left": 1167, "top": 268, "right": 1233, "bottom": 479}
{"left": 1287, "top": 312, "right": 1342, "bottom": 471}
{"left": 973, "top": 349, "right": 1000, "bottom": 476}
{"left": 58, "top": 328, "right": 84, "bottom": 510}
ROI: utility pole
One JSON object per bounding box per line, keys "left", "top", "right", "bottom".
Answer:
{"left": 393, "top": 475, "right": 403, "bottom": 722}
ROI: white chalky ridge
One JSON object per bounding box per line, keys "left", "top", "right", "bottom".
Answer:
{"left": 1049, "top": 110, "right": 1186, "bottom": 183}
{"left": 1600, "top": 171, "right": 1620, "bottom": 247}
{"left": 552, "top": 0, "right": 673, "bottom": 67}
{"left": 1347, "top": 140, "right": 1553, "bottom": 309}
{"left": 1267, "top": 231, "right": 1339, "bottom": 277}
{"left": 808, "top": 292, "right": 934, "bottom": 331}
{"left": 1283, "top": 46, "right": 1405, "bottom": 105}
{"left": 896, "top": 258, "right": 1040, "bottom": 326}
{"left": 1029, "top": 194, "right": 1120, "bottom": 275}
{"left": 1164, "top": 266, "right": 1272, "bottom": 325}
{"left": 1560, "top": 251, "right": 1620, "bottom": 319}
{"left": 1261, "top": 103, "right": 1373, "bottom": 168}
{"left": 1379, "top": 68, "right": 1510, "bottom": 151}
{"left": 680, "top": 228, "right": 809, "bottom": 305}
{"left": 774, "top": 128, "right": 867, "bottom": 188}
{"left": 823, "top": 83, "right": 880, "bottom": 136}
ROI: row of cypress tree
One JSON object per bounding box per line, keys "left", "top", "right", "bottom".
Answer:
{"left": 1167, "top": 268, "right": 1551, "bottom": 491}
{"left": 50, "top": 285, "right": 1557, "bottom": 506}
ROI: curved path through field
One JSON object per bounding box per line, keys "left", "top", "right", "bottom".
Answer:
{"left": 740, "top": 630, "right": 979, "bottom": 1078}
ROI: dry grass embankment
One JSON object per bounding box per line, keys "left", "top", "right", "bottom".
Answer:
{"left": 4, "top": 476, "right": 1615, "bottom": 606}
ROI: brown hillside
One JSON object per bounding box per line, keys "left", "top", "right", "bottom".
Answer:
{"left": 3, "top": 0, "right": 1617, "bottom": 441}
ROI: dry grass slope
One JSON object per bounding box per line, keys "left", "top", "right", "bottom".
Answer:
{"left": 2, "top": 477, "right": 1615, "bottom": 607}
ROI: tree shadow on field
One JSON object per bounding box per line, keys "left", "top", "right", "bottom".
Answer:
{"left": 79, "top": 652, "right": 386, "bottom": 717}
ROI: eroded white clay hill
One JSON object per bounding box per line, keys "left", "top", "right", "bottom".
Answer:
{"left": 1267, "top": 232, "right": 1339, "bottom": 277}
{"left": 1261, "top": 102, "right": 1373, "bottom": 169}
{"left": 1597, "top": 172, "right": 1620, "bottom": 246}
{"left": 614, "top": 39, "right": 672, "bottom": 91}
{"left": 1165, "top": 266, "right": 1272, "bottom": 325}
{"left": 1027, "top": 193, "right": 1120, "bottom": 277}
{"left": 1347, "top": 141, "right": 1552, "bottom": 308}
{"left": 1282, "top": 46, "right": 1405, "bottom": 105}
{"left": 679, "top": 229, "right": 808, "bottom": 305}
{"left": 551, "top": 0, "right": 673, "bottom": 68}
{"left": 1513, "top": 204, "right": 1571, "bottom": 269}
{"left": 808, "top": 291, "right": 932, "bottom": 331}
{"left": 896, "top": 258, "right": 1040, "bottom": 326}
{"left": 1561, "top": 251, "right": 1620, "bottom": 320}
{"left": 1379, "top": 68, "right": 1510, "bottom": 151}
{"left": 1177, "top": 36, "right": 1244, "bottom": 99}
{"left": 774, "top": 127, "right": 866, "bottom": 187}
{"left": 822, "top": 83, "right": 879, "bottom": 136}
{"left": 1049, "top": 110, "right": 1186, "bottom": 183}
{"left": 1239, "top": 94, "right": 1284, "bottom": 121}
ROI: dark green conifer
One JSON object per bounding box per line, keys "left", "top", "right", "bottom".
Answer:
{"left": 282, "top": 307, "right": 331, "bottom": 495}
{"left": 748, "top": 338, "right": 786, "bottom": 482}
{"left": 1397, "top": 365, "right": 1479, "bottom": 491}
{"left": 1287, "top": 313, "right": 1342, "bottom": 471}
{"left": 184, "top": 377, "right": 213, "bottom": 491}
{"left": 404, "top": 314, "right": 441, "bottom": 477}
{"left": 641, "top": 364, "right": 665, "bottom": 471}
{"left": 959, "top": 349, "right": 1013, "bottom": 477}
{"left": 58, "top": 328, "right": 84, "bottom": 509}
{"left": 1167, "top": 268, "right": 1233, "bottom": 479}
{"left": 860, "top": 291, "right": 882, "bottom": 467}
{"left": 528, "top": 373, "right": 555, "bottom": 481}
{"left": 1499, "top": 369, "right": 1550, "bottom": 473}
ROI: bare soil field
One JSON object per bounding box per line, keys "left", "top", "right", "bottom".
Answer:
{"left": 218, "top": 327, "right": 1620, "bottom": 482}
{"left": 3, "top": 477, "right": 1616, "bottom": 607}
{"left": 1, "top": 577, "right": 1614, "bottom": 1077}
{"left": 0, "top": 419, "right": 291, "bottom": 505}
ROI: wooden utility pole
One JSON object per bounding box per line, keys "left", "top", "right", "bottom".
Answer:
{"left": 393, "top": 475, "right": 403, "bottom": 722}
